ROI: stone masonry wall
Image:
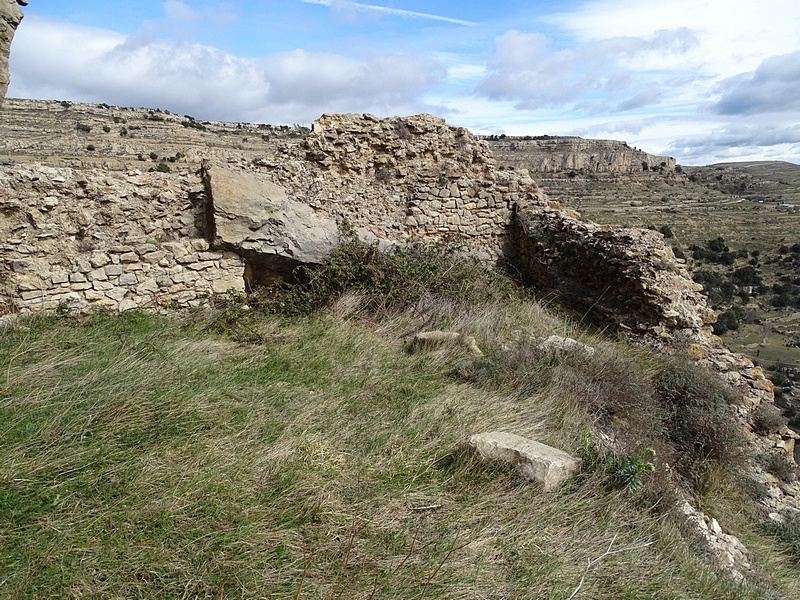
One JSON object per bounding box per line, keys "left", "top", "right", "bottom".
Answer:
{"left": 257, "top": 113, "right": 544, "bottom": 257}
{"left": 0, "top": 164, "right": 244, "bottom": 316}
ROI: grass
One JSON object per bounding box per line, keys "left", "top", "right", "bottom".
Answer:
{"left": 1, "top": 236, "right": 798, "bottom": 599}
{"left": 1, "top": 303, "right": 796, "bottom": 599}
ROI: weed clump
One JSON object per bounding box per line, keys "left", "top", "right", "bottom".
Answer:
{"left": 762, "top": 512, "right": 800, "bottom": 563}
{"left": 579, "top": 433, "right": 656, "bottom": 493}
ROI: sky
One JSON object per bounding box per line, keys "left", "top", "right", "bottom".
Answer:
{"left": 7, "top": 0, "right": 800, "bottom": 166}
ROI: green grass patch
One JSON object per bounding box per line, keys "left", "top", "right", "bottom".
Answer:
{"left": 0, "top": 304, "right": 794, "bottom": 598}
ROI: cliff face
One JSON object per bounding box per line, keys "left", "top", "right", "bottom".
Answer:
{"left": 0, "top": 0, "right": 24, "bottom": 104}
{"left": 487, "top": 136, "right": 676, "bottom": 174}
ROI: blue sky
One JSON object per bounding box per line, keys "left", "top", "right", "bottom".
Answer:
{"left": 7, "top": 0, "right": 800, "bottom": 165}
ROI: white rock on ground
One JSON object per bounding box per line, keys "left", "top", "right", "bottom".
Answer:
{"left": 468, "top": 431, "right": 580, "bottom": 491}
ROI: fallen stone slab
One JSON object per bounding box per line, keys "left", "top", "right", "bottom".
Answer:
{"left": 201, "top": 161, "right": 339, "bottom": 287}
{"left": 537, "top": 335, "right": 595, "bottom": 357}
{"left": 407, "top": 330, "right": 483, "bottom": 356}
{"left": 468, "top": 431, "right": 580, "bottom": 491}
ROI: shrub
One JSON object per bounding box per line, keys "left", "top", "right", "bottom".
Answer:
{"left": 259, "top": 224, "right": 513, "bottom": 317}
{"left": 579, "top": 433, "right": 655, "bottom": 493}
{"left": 751, "top": 403, "right": 787, "bottom": 435}
{"left": 712, "top": 308, "right": 740, "bottom": 335}
{"left": 762, "top": 512, "right": 800, "bottom": 562}
{"left": 149, "top": 152, "right": 158, "bottom": 160}
{"left": 85, "top": 144, "right": 95, "bottom": 151}
{"left": 76, "top": 123, "right": 91, "bottom": 133}
{"left": 655, "top": 362, "right": 745, "bottom": 487}
{"left": 762, "top": 452, "right": 799, "bottom": 483}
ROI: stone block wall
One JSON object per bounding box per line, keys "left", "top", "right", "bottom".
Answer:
{"left": 0, "top": 164, "right": 244, "bottom": 315}
{"left": 259, "top": 113, "right": 544, "bottom": 257}
{"left": 513, "top": 205, "right": 715, "bottom": 337}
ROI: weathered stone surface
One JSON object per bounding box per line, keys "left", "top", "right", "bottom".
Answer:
{"left": 678, "top": 500, "right": 752, "bottom": 583}
{"left": 201, "top": 161, "right": 338, "bottom": 286}
{"left": 468, "top": 431, "right": 580, "bottom": 490}
{"left": 407, "top": 331, "right": 483, "bottom": 356}
{"left": 487, "top": 136, "right": 676, "bottom": 174}
{"left": 514, "top": 206, "right": 714, "bottom": 338}
{"left": 0, "top": 1, "right": 23, "bottom": 103}
{"left": 537, "top": 335, "right": 595, "bottom": 358}
{"left": 0, "top": 164, "right": 244, "bottom": 313}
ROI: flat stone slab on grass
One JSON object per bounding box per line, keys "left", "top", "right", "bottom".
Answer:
{"left": 468, "top": 431, "right": 580, "bottom": 491}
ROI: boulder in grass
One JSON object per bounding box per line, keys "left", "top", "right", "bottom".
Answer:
{"left": 468, "top": 431, "right": 580, "bottom": 491}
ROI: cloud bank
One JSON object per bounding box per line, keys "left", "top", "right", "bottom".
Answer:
{"left": 8, "top": 16, "right": 445, "bottom": 124}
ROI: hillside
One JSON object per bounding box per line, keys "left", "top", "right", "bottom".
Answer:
{"left": 1, "top": 98, "right": 799, "bottom": 598}
{"left": 2, "top": 265, "right": 798, "bottom": 599}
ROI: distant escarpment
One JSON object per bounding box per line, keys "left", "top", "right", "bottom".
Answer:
{"left": 486, "top": 135, "right": 676, "bottom": 174}
{"left": 0, "top": 0, "right": 24, "bottom": 103}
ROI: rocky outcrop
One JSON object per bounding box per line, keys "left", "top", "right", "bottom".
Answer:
{"left": 0, "top": 0, "right": 24, "bottom": 104}
{"left": 487, "top": 136, "right": 676, "bottom": 174}
{"left": 468, "top": 431, "right": 580, "bottom": 491}
{"left": 678, "top": 501, "right": 753, "bottom": 584}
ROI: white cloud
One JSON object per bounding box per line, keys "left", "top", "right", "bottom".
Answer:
{"left": 713, "top": 51, "right": 800, "bottom": 116}
{"left": 8, "top": 16, "right": 445, "bottom": 124}
{"left": 476, "top": 28, "right": 698, "bottom": 112}
{"left": 544, "top": 0, "right": 800, "bottom": 78}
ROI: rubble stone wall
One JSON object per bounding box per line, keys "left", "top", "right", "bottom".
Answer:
{"left": 0, "top": 164, "right": 244, "bottom": 315}
{"left": 259, "top": 113, "right": 542, "bottom": 257}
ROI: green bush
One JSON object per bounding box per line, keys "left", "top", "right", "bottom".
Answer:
{"left": 259, "top": 224, "right": 514, "bottom": 316}
{"left": 655, "top": 362, "right": 745, "bottom": 487}
{"left": 149, "top": 162, "right": 171, "bottom": 173}
{"left": 579, "top": 433, "right": 655, "bottom": 493}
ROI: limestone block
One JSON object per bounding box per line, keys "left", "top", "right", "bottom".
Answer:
{"left": 211, "top": 275, "right": 245, "bottom": 294}
{"left": 89, "top": 268, "right": 108, "bottom": 282}
{"left": 50, "top": 271, "right": 69, "bottom": 285}
{"left": 118, "top": 273, "right": 138, "bottom": 286}
{"left": 89, "top": 253, "right": 111, "bottom": 268}
{"left": 118, "top": 298, "right": 138, "bottom": 312}
{"left": 468, "top": 431, "right": 580, "bottom": 490}
{"left": 202, "top": 162, "right": 338, "bottom": 284}
{"left": 537, "top": 335, "right": 595, "bottom": 357}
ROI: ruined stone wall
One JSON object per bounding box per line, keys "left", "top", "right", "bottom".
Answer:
{"left": 0, "top": 164, "right": 244, "bottom": 315}
{"left": 258, "top": 113, "right": 543, "bottom": 256}
{"left": 513, "top": 205, "right": 713, "bottom": 337}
